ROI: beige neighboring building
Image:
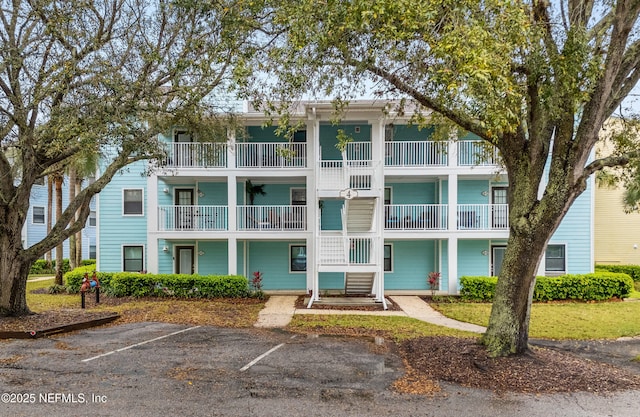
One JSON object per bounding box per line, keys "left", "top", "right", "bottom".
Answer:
{"left": 594, "top": 118, "right": 640, "bottom": 265}
{"left": 595, "top": 185, "right": 640, "bottom": 265}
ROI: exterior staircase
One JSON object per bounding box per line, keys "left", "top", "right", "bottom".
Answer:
{"left": 345, "top": 198, "right": 375, "bottom": 232}
{"left": 345, "top": 272, "right": 375, "bottom": 295}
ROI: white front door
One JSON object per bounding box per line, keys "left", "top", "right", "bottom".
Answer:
{"left": 176, "top": 246, "right": 194, "bottom": 275}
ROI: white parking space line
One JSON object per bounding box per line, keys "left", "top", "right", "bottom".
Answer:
{"left": 81, "top": 326, "right": 201, "bottom": 363}
{"left": 240, "top": 343, "right": 285, "bottom": 372}
{"left": 239, "top": 335, "right": 297, "bottom": 372}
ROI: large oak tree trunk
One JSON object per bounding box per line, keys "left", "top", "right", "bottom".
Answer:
{"left": 481, "top": 230, "right": 548, "bottom": 355}
{"left": 0, "top": 204, "right": 33, "bottom": 316}
{"left": 0, "top": 251, "right": 32, "bottom": 316}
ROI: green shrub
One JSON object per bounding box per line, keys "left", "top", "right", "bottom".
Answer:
{"left": 65, "top": 266, "right": 114, "bottom": 293}
{"left": 80, "top": 259, "right": 96, "bottom": 267}
{"left": 460, "top": 272, "right": 633, "bottom": 302}
{"left": 460, "top": 276, "right": 497, "bottom": 301}
{"left": 108, "top": 273, "right": 249, "bottom": 298}
{"left": 595, "top": 264, "right": 640, "bottom": 282}
{"left": 29, "top": 259, "right": 71, "bottom": 275}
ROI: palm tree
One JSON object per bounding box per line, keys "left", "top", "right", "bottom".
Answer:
{"left": 52, "top": 171, "right": 64, "bottom": 286}
{"left": 245, "top": 180, "right": 266, "bottom": 205}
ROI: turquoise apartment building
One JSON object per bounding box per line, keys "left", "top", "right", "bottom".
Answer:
{"left": 96, "top": 101, "right": 593, "bottom": 306}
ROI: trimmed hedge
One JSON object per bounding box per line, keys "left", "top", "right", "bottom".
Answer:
{"left": 30, "top": 259, "right": 71, "bottom": 275}
{"left": 108, "top": 273, "right": 249, "bottom": 298}
{"left": 65, "top": 266, "right": 114, "bottom": 293}
{"left": 460, "top": 272, "right": 633, "bottom": 302}
{"left": 30, "top": 259, "right": 94, "bottom": 275}
{"left": 64, "top": 268, "right": 250, "bottom": 298}
{"left": 595, "top": 264, "right": 640, "bottom": 282}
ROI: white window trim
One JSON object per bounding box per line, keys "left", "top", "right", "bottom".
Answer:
{"left": 289, "top": 243, "right": 307, "bottom": 273}
{"left": 88, "top": 210, "right": 96, "bottom": 227}
{"left": 384, "top": 243, "right": 393, "bottom": 273}
{"left": 122, "top": 188, "right": 144, "bottom": 216}
{"left": 122, "top": 244, "right": 145, "bottom": 272}
{"left": 544, "top": 243, "right": 567, "bottom": 276}
{"left": 384, "top": 186, "right": 392, "bottom": 205}
{"left": 32, "top": 206, "right": 45, "bottom": 225}
{"left": 290, "top": 187, "right": 306, "bottom": 206}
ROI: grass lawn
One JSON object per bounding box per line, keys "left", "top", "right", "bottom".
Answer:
{"left": 26, "top": 278, "right": 264, "bottom": 328}
{"left": 24, "top": 277, "right": 640, "bottom": 340}
{"left": 432, "top": 300, "right": 640, "bottom": 339}
{"left": 287, "top": 314, "right": 477, "bottom": 341}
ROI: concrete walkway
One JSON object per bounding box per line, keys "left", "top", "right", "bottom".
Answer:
{"left": 255, "top": 295, "right": 486, "bottom": 334}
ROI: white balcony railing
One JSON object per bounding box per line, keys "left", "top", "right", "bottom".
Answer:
{"left": 317, "top": 160, "right": 380, "bottom": 191}
{"left": 158, "top": 140, "right": 500, "bottom": 170}
{"left": 237, "top": 205, "right": 307, "bottom": 231}
{"left": 236, "top": 142, "right": 306, "bottom": 168}
{"left": 458, "top": 140, "right": 501, "bottom": 166}
{"left": 345, "top": 141, "right": 371, "bottom": 161}
{"left": 158, "top": 205, "right": 227, "bottom": 231}
{"left": 384, "top": 141, "right": 448, "bottom": 167}
{"left": 318, "top": 236, "right": 375, "bottom": 265}
{"left": 457, "top": 204, "right": 509, "bottom": 230}
{"left": 384, "top": 204, "right": 448, "bottom": 230}
{"left": 161, "top": 142, "right": 227, "bottom": 168}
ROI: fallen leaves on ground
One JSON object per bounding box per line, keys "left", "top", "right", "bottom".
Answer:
{"left": 399, "top": 336, "right": 640, "bottom": 394}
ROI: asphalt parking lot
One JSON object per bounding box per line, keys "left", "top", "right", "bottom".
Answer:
{"left": 1, "top": 322, "right": 639, "bottom": 417}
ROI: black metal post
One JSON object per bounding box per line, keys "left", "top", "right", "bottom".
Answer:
{"left": 81, "top": 292, "right": 86, "bottom": 309}
{"left": 95, "top": 287, "right": 100, "bottom": 304}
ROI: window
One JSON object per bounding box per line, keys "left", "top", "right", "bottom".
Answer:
{"left": 34, "top": 177, "right": 45, "bottom": 186}
{"left": 123, "top": 246, "right": 144, "bottom": 272}
{"left": 290, "top": 245, "right": 307, "bottom": 272}
{"left": 89, "top": 245, "right": 96, "bottom": 260}
{"left": 123, "top": 189, "right": 143, "bottom": 215}
{"left": 174, "top": 129, "right": 192, "bottom": 142}
{"left": 291, "top": 188, "right": 306, "bottom": 206}
{"left": 384, "top": 187, "right": 392, "bottom": 205}
{"left": 88, "top": 210, "right": 96, "bottom": 227}
{"left": 33, "top": 206, "right": 45, "bottom": 224}
{"left": 384, "top": 244, "right": 392, "bottom": 272}
{"left": 545, "top": 244, "right": 566, "bottom": 273}
{"left": 292, "top": 130, "right": 306, "bottom": 143}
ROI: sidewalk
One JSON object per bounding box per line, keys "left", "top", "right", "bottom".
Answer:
{"left": 255, "top": 295, "right": 486, "bottom": 334}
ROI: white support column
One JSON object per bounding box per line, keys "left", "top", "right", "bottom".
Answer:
{"left": 448, "top": 237, "right": 459, "bottom": 294}
{"left": 447, "top": 172, "right": 459, "bottom": 293}
{"left": 227, "top": 127, "right": 236, "bottom": 169}
{"left": 227, "top": 173, "right": 237, "bottom": 275}
{"left": 227, "top": 124, "right": 238, "bottom": 276}
{"left": 448, "top": 172, "right": 458, "bottom": 232}
{"left": 307, "top": 112, "right": 320, "bottom": 301}
{"left": 369, "top": 117, "right": 386, "bottom": 304}
{"left": 147, "top": 174, "right": 159, "bottom": 273}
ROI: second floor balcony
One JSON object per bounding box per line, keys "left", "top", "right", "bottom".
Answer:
{"left": 158, "top": 205, "right": 228, "bottom": 231}
{"left": 237, "top": 205, "right": 307, "bottom": 231}
{"left": 384, "top": 204, "right": 509, "bottom": 231}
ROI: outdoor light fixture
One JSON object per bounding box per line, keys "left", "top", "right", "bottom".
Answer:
{"left": 163, "top": 246, "right": 169, "bottom": 252}
{"left": 198, "top": 189, "right": 205, "bottom": 197}
{"left": 198, "top": 250, "right": 205, "bottom": 256}
{"left": 163, "top": 188, "right": 169, "bottom": 193}
{"left": 481, "top": 250, "right": 488, "bottom": 256}
{"left": 481, "top": 190, "right": 488, "bottom": 196}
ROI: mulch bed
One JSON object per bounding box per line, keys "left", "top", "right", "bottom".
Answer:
{"left": 0, "top": 309, "right": 119, "bottom": 338}
{"left": 398, "top": 336, "right": 640, "bottom": 394}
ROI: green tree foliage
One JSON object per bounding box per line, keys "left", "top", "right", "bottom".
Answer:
{"left": 0, "top": 0, "right": 265, "bottom": 316}
{"left": 251, "top": 0, "right": 640, "bottom": 355}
